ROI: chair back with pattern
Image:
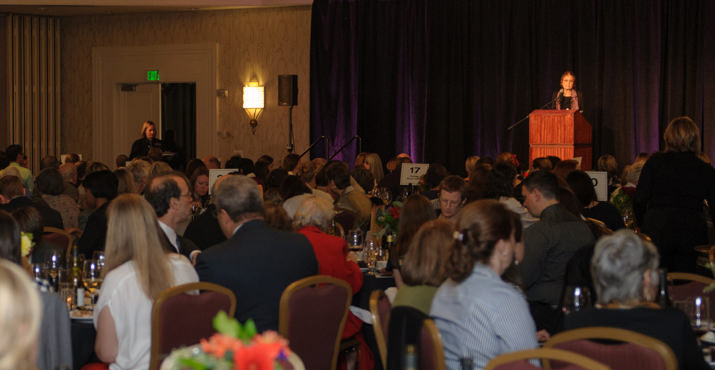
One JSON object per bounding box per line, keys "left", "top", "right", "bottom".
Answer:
{"left": 279, "top": 275, "right": 352, "bottom": 370}
{"left": 667, "top": 272, "right": 715, "bottom": 303}
{"left": 370, "top": 289, "right": 391, "bottom": 369}
{"left": 485, "top": 348, "right": 610, "bottom": 370}
{"left": 149, "top": 282, "right": 236, "bottom": 370}
{"left": 543, "top": 327, "right": 676, "bottom": 370}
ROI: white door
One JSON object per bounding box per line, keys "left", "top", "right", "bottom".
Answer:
{"left": 116, "top": 83, "right": 162, "bottom": 158}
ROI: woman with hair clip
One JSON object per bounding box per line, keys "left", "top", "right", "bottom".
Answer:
{"left": 93, "top": 194, "right": 198, "bottom": 370}
{"left": 430, "top": 200, "right": 537, "bottom": 369}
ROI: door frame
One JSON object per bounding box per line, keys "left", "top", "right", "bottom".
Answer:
{"left": 92, "top": 43, "right": 218, "bottom": 166}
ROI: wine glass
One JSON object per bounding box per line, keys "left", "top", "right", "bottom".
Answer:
{"left": 83, "top": 260, "right": 103, "bottom": 309}
{"left": 47, "top": 250, "right": 62, "bottom": 291}
{"left": 31, "top": 263, "right": 47, "bottom": 282}
{"left": 562, "top": 285, "right": 591, "bottom": 315}
{"left": 676, "top": 296, "right": 711, "bottom": 335}
{"left": 92, "top": 251, "right": 105, "bottom": 270}
{"left": 57, "top": 268, "right": 74, "bottom": 311}
{"left": 376, "top": 187, "right": 392, "bottom": 206}
{"left": 363, "top": 239, "right": 379, "bottom": 276}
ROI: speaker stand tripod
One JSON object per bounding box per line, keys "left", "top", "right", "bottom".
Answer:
{"left": 286, "top": 105, "right": 295, "bottom": 153}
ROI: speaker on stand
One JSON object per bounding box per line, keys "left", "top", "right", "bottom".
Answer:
{"left": 279, "top": 75, "right": 298, "bottom": 153}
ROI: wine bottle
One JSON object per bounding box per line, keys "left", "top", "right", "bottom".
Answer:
{"left": 656, "top": 268, "right": 671, "bottom": 308}
{"left": 403, "top": 345, "right": 417, "bottom": 370}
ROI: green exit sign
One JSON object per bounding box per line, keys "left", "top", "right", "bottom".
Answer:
{"left": 147, "top": 70, "right": 160, "bottom": 81}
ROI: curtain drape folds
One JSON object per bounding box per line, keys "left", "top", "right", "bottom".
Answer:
{"left": 310, "top": 0, "right": 715, "bottom": 173}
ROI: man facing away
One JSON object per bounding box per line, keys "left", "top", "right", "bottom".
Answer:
{"left": 520, "top": 170, "right": 594, "bottom": 334}
{"left": 194, "top": 175, "right": 318, "bottom": 332}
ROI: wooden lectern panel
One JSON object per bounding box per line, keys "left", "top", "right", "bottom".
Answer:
{"left": 529, "top": 110, "right": 592, "bottom": 170}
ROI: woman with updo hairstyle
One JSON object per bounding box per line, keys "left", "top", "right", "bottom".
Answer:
{"left": 634, "top": 116, "right": 715, "bottom": 273}
{"left": 392, "top": 220, "right": 454, "bottom": 314}
{"left": 430, "top": 200, "right": 537, "bottom": 369}
{"left": 0, "top": 259, "right": 42, "bottom": 370}
{"left": 564, "top": 229, "right": 709, "bottom": 370}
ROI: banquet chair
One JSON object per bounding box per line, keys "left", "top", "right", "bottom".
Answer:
{"left": 543, "top": 327, "right": 676, "bottom": 370}
{"left": 149, "top": 282, "right": 236, "bottom": 370}
{"left": 667, "top": 272, "right": 715, "bottom": 303}
{"left": 370, "top": 289, "right": 392, "bottom": 369}
{"left": 279, "top": 275, "right": 352, "bottom": 370}
{"left": 420, "top": 319, "right": 446, "bottom": 370}
{"left": 485, "top": 348, "right": 610, "bottom": 370}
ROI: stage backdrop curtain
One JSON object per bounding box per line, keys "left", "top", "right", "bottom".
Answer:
{"left": 310, "top": 0, "right": 715, "bottom": 173}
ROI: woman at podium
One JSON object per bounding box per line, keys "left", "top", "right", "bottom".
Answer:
{"left": 129, "top": 120, "right": 162, "bottom": 159}
{"left": 554, "top": 70, "right": 580, "bottom": 111}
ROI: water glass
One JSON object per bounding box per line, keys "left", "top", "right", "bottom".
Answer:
{"left": 347, "top": 229, "right": 364, "bottom": 251}
{"left": 92, "top": 251, "right": 105, "bottom": 270}
{"left": 31, "top": 263, "right": 47, "bottom": 282}
{"left": 57, "top": 268, "right": 74, "bottom": 311}
{"left": 676, "top": 296, "right": 711, "bottom": 334}
{"left": 562, "top": 285, "right": 591, "bottom": 314}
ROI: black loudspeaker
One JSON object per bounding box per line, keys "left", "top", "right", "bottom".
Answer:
{"left": 278, "top": 75, "right": 298, "bottom": 106}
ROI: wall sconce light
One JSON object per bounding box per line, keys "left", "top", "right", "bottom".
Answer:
{"left": 243, "top": 81, "right": 264, "bottom": 134}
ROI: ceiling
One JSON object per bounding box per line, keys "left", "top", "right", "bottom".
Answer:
{"left": 0, "top": 0, "right": 312, "bottom": 16}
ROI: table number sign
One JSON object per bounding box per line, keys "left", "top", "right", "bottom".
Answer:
{"left": 400, "top": 163, "right": 429, "bottom": 186}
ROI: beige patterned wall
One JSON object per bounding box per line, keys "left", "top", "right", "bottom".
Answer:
{"left": 61, "top": 6, "right": 311, "bottom": 164}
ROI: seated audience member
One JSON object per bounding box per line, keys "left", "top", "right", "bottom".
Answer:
{"left": 520, "top": 171, "right": 594, "bottom": 334}
{"left": 464, "top": 155, "right": 480, "bottom": 179}
{"left": 144, "top": 173, "right": 201, "bottom": 260}
{"left": 280, "top": 176, "right": 313, "bottom": 219}
{"left": 354, "top": 152, "right": 368, "bottom": 170}
{"left": 263, "top": 168, "right": 289, "bottom": 205}
{"left": 86, "top": 161, "right": 110, "bottom": 176}
{"left": 437, "top": 175, "right": 466, "bottom": 222}
{"left": 236, "top": 158, "right": 255, "bottom": 176}
{"left": 194, "top": 175, "right": 318, "bottom": 332}
{"left": 264, "top": 203, "right": 294, "bottom": 231}
{"left": 392, "top": 194, "right": 436, "bottom": 276}
{"left": 0, "top": 211, "right": 72, "bottom": 370}
{"left": 115, "top": 154, "right": 129, "bottom": 169}
{"left": 379, "top": 156, "right": 412, "bottom": 199}
{"left": 94, "top": 194, "right": 198, "bottom": 370}
{"left": 351, "top": 168, "right": 375, "bottom": 196}
{"left": 63, "top": 153, "right": 80, "bottom": 164}
{"left": 567, "top": 170, "right": 625, "bottom": 231}
{"left": 114, "top": 168, "right": 136, "bottom": 195}
{"left": 125, "top": 159, "right": 151, "bottom": 194}
{"left": 77, "top": 170, "right": 118, "bottom": 256}
{"left": 282, "top": 153, "right": 301, "bottom": 175}
{"left": 184, "top": 180, "right": 227, "bottom": 250}
{"left": 465, "top": 164, "right": 492, "bottom": 202}
{"left": 224, "top": 155, "right": 242, "bottom": 170}
{"left": 189, "top": 168, "right": 210, "bottom": 210}
{"left": 486, "top": 163, "right": 538, "bottom": 229}
{"left": 431, "top": 200, "right": 537, "bottom": 369}
{"left": 323, "top": 161, "right": 372, "bottom": 229}
{"left": 634, "top": 116, "right": 715, "bottom": 273}
{"left": 59, "top": 163, "right": 79, "bottom": 201}
{"left": 184, "top": 159, "right": 207, "bottom": 179}
{"left": 1, "top": 144, "right": 33, "bottom": 192}
{"left": 149, "top": 161, "right": 173, "bottom": 177}
{"left": 531, "top": 157, "right": 553, "bottom": 173}
{"left": 202, "top": 155, "right": 221, "bottom": 170}
{"left": 256, "top": 154, "right": 274, "bottom": 170}
{"left": 596, "top": 154, "right": 621, "bottom": 197}
{"left": 12, "top": 206, "right": 64, "bottom": 266}
{"left": 421, "top": 163, "right": 449, "bottom": 200}
{"left": 393, "top": 219, "right": 453, "bottom": 314}
{"left": 35, "top": 168, "right": 80, "bottom": 229}
{"left": 364, "top": 153, "right": 385, "bottom": 185}
{"left": 564, "top": 230, "right": 709, "bottom": 370}
{"left": 0, "top": 259, "right": 43, "bottom": 370}
{"left": 495, "top": 152, "right": 519, "bottom": 169}
{"left": 253, "top": 161, "right": 270, "bottom": 186}
{"left": 40, "top": 155, "right": 60, "bottom": 170}
{"left": 0, "top": 175, "right": 63, "bottom": 229}
{"left": 552, "top": 158, "right": 579, "bottom": 180}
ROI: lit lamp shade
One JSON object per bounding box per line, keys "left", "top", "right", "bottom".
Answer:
{"left": 243, "top": 84, "right": 264, "bottom": 133}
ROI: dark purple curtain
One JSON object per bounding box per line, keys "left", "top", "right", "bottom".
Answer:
{"left": 310, "top": 0, "right": 715, "bottom": 173}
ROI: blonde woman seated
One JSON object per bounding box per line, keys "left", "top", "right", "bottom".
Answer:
{"left": 94, "top": 194, "right": 198, "bottom": 370}
{"left": 392, "top": 220, "right": 453, "bottom": 315}
{"left": 0, "top": 259, "right": 42, "bottom": 370}
{"left": 430, "top": 200, "right": 537, "bottom": 369}
{"left": 563, "top": 229, "right": 709, "bottom": 370}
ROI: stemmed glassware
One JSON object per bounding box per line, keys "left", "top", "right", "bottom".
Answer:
{"left": 47, "top": 250, "right": 62, "bottom": 291}
{"left": 83, "top": 260, "right": 103, "bottom": 309}
{"left": 562, "top": 285, "right": 591, "bottom": 315}
{"left": 363, "top": 238, "right": 380, "bottom": 276}
{"left": 92, "top": 251, "right": 105, "bottom": 270}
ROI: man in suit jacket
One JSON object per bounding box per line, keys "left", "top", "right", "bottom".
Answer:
{"left": 194, "top": 175, "right": 318, "bottom": 332}
{"left": 144, "top": 172, "right": 200, "bottom": 261}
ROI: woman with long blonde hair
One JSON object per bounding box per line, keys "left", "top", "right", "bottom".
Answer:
{"left": 0, "top": 259, "right": 42, "bottom": 370}
{"left": 94, "top": 194, "right": 197, "bottom": 370}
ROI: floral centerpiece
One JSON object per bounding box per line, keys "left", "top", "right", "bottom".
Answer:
{"left": 21, "top": 232, "right": 35, "bottom": 258}
{"left": 375, "top": 201, "right": 402, "bottom": 238}
{"left": 610, "top": 186, "right": 637, "bottom": 228}
{"left": 162, "top": 311, "right": 300, "bottom": 370}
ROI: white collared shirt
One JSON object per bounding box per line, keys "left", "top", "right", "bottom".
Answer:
{"left": 158, "top": 221, "right": 180, "bottom": 254}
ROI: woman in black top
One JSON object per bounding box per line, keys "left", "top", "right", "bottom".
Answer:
{"left": 129, "top": 120, "right": 162, "bottom": 159}
{"left": 634, "top": 116, "right": 715, "bottom": 273}
{"left": 554, "top": 70, "right": 580, "bottom": 111}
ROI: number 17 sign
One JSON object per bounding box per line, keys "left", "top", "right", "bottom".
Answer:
{"left": 400, "top": 163, "right": 430, "bottom": 186}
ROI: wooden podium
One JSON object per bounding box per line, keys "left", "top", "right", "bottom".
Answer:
{"left": 529, "top": 110, "right": 592, "bottom": 170}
